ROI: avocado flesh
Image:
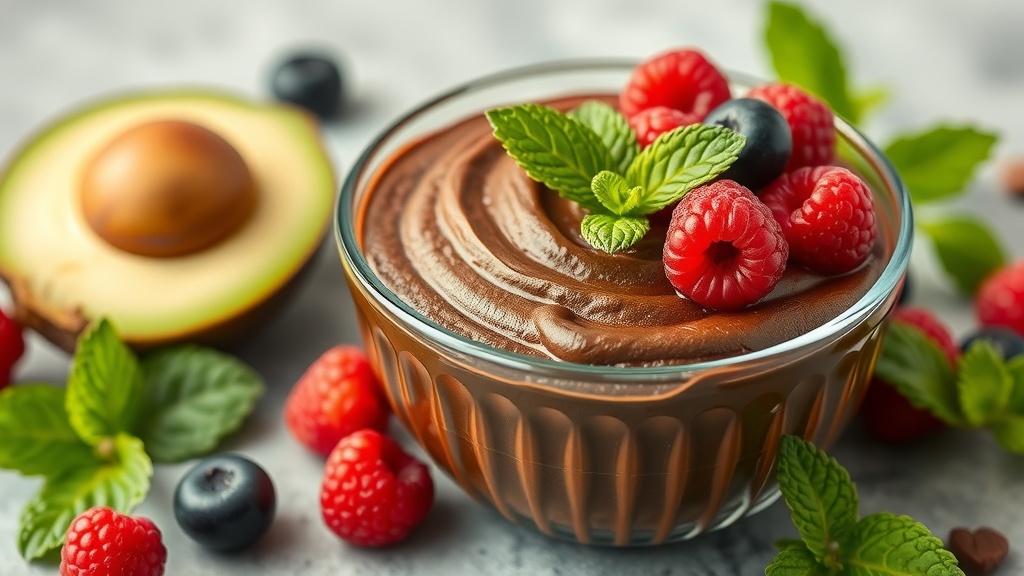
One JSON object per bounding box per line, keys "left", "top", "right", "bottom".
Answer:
{"left": 0, "top": 92, "right": 335, "bottom": 349}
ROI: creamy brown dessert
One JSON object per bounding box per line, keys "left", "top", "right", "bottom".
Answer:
{"left": 358, "top": 95, "right": 888, "bottom": 366}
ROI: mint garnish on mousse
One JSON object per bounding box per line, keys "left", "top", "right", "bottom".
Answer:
{"left": 485, "top": 101, "right": 745, "bottom": 253}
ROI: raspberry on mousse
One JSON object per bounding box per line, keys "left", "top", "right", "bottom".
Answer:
{"left": 663, "top": 180, "right": 789, "bottom": 311}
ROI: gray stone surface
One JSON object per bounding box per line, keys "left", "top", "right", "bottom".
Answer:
{"left": 1, "top": 0, "right": 1023, "bottom": 574}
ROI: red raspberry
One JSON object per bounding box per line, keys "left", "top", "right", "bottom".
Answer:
{"left": 60, "top": 506, "right": 166, "bottom": 576}
{"left": 747, "top": 83, "right": 835, "bottom": 170}
{"left": 285, "top": 345, "right": 391, "bottom": 457}
{"left": 760, "top": 166, "right": 876, "bottom": 275}
{"left": 859, "top": 377, "right": 947, "bottom": 443}
{"left": 628, "top": 106, "right": 699, "bottom": 148}
{"left": 0, "top": 307, "right": 25, "bottom": 390}
{"left": 977, "top": 259, "right": 1024, "bottom": 338}
{"left": 892, "top": 306, "right": 959, "bottom": 368}
{"left": 320, "top": 429, "right": 434, "bottom": 547}
{"left": 619, "top": 48, "right": 730, "bottom": 120}
{"left": 663, "top": 180, "right": 788, "bottom": 311}
{"left": 859, "top": 306, "right": 957, "bottom": 443}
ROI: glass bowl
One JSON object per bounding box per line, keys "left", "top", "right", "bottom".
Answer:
{"left": 336, "top": 60, "right": 912, "bottom": 546}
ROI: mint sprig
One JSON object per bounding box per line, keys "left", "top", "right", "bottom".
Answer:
{"left": 767, "top": 436, "right": 963, "bottom": 576}
{"left": 138, "top": 345, "right": 263, "bottom": 462}
{"left": 0, "top": 318, "right": 264, "bottom": 561}
{"left": 876, "top": 321, "right": 1024, "bottom": 454}
{"left": 764, "top": 1, "right": 1004, "bottom": 297}
{"left": 487, "top": 104, "right": 743, "bottom": 253}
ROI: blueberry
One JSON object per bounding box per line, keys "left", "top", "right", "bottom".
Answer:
{"left": 174, "top": 454, "right": 276, "bottom": 551}
{"left": 269, "top": 52, "right": 344, "bottom": 119}
{"left": 960, "top": 326, "right": 1024, "bottom": 360}
{"left": 703, "top": 98, "right": 792, "bottom": 191}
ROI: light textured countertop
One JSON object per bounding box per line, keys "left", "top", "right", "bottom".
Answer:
{"left": 2, "top": 1, "right": 1023, "bottom": 574}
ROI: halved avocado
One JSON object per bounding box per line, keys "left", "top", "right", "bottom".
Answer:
{"left": 0, "top": 91, "right": 335, "bottom": 351}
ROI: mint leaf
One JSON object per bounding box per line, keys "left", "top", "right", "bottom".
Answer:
{"left": 764, "top": 1, "right": 858, "bottom": 122}
{"left": 66, "top": 319, "right": 144, "bottom": 445}
{"left": 776, "top": 436, "right": 857, "bottom": 567}
{"left": 17, "top": 434, "right": 151, "bottom": 560}
{"left": 625, "top": 124, "right": 744, "bottom": 211}
{"left": 486, "top": 104, "right": 611, "bottom": 211}
{"left": 919, "top": 216, "right": 1007, "bottom": 295}
{"left": 591, "top": 171, "right": 644, "bottom": 216}
{"left": 852, "top": 85, "right": 891, "bottom": 121}
{"left": 957, "top": 341, "right": 1013, "bottom": 427}
{"left": 841, "top": 512, "right": 963, "bottom": 576}
{"left": 884, "top": 126, "right": 997, "bottom": 204}
{"left": 992, "top": 416, "right": 1024, "bottom": 454}
{"left": 1005, "top": 356, "right": 1024, "bottom": 414}
{"left": 136, "top": 345, "right": 264, "bottom": 462}
{"left": 0, "top": 385, "right": 95, "bottom": 478}
{"left": 765, "top": 545, "right": 830, "bottom": 576}
{"left": 569, "top": 101, "right": 638, "bottom": 174}
{"left": 875, "top": 323, "right": 966, "bottom": 426}
{"left": 774, "top": 538, "right": 807, "bottom": 551}
{"left": 580, "top": 213, "right": 650, "bottom": 253}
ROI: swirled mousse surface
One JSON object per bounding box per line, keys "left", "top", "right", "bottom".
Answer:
{"left": 359, "top": 96, "right": 889, "bottom": 366}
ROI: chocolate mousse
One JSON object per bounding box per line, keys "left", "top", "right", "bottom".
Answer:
{"left": 358, "top": 95, "right": 889, "bottom": 366}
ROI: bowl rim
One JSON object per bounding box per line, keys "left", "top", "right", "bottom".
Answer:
{"left": 335, "top": 58, "right": 913, "bottom": 379}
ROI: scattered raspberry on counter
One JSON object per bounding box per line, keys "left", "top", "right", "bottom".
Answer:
{"left": 285, "top": 345, "right": 391, "bottom": 456}
{"left": 320, "top": 429, "right": 434, "bottom": 547}
{"left": 977, "top": 259, "right": 1024, "bottom": 338}
{"left": 60, "top": 506, "right": 166, "bottom": 576}
{"left": 0, "top": 307, "right": 25, "bottom": 390}
{"left": 860, "top": 306, "right": 959, "bottom": 443}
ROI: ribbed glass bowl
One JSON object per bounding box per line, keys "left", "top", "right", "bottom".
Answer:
{"left": 336, "top": 60, "right": 912, "bottom": 546}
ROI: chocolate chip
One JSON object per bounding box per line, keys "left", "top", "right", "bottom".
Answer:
{"left": 1000, "top": 157, "right": 1024, "bottom": 199}
{"left": 948, "top": 527, "right": 1009, "bottom": 576}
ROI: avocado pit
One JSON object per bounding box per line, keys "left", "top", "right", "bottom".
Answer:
{"left": 79, "top": 120, "right": 257, "bottom": 258}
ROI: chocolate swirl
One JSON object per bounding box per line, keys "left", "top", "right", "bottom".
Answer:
{"left": 359, "top": 97, "right": 886, "bottom": 366}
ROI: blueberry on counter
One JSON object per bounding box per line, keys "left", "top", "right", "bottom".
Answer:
{"left": 960, "top": 326, "right": 1024, "bottom": 360}
{"left": 703, "top": 98, "right": 792, "bottom": 191}
{"left": 269, "top": 52, "right": 344, "bottom": 119}
{"left": 174, "top": 454, "right": 276, "bottom": 551}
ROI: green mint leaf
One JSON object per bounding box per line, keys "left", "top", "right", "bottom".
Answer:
{"left": 765, "top": 545, "right": 830, "bottom": 576}
{"left": 992, "top": 415, "right": 1024, "bottom": 454}
{"left": 841, "top": 512, "right": 964, "bottom": 576}
{"left": 774, "top": 538, "right": 808, "bottom": 551}
{"left": 625, "top": 124, "right": 744, "bottom": 211}
{"left": 875, "top": 322, "right": 966, "bottom": 426}
{"left": 957, "top": 341, "right": 1013, "bottom": 427}
{"left": 17, "top": 434, "right": 150, "bottom": 560}
{"left": 884, "top": 125, "right": 997, "bottom": 204}
{"left": 137, "top": 345, "right": 264, "bottom": 463}
{"left": 0, "top": 385, "right": 95, "bottom": 478}
{"left": 776, "top": 435, "right": 858, "bottom": 567}
{"left": 486, "top": 104, "right": 611, "bottom": 211}
{"left": 580, "top": 213, "right": 650, "bottom": 253}
{"left": 1005, "top": 356, "right": 1024, "bottom": 414}
{"left": 569, "top": 101, "right": 639, "bottom": 174}
{"left": 591, "top": 171, "right": 644, "bottom": 216}
{"left": 66, "top": 319, "right": 144, "bottom": 446}
{"left": 852, "top": 85, "right": 891, "bottom": 121}
{"left": 919, "top": 216, "right": 1007, "bottom": 296}
{"left": 764, "top": 1, "right": 858, "bottom": 122}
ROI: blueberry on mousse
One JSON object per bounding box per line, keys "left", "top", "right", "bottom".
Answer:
{"left": 703, "top": 97, "right": 792, "bottom": 191}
